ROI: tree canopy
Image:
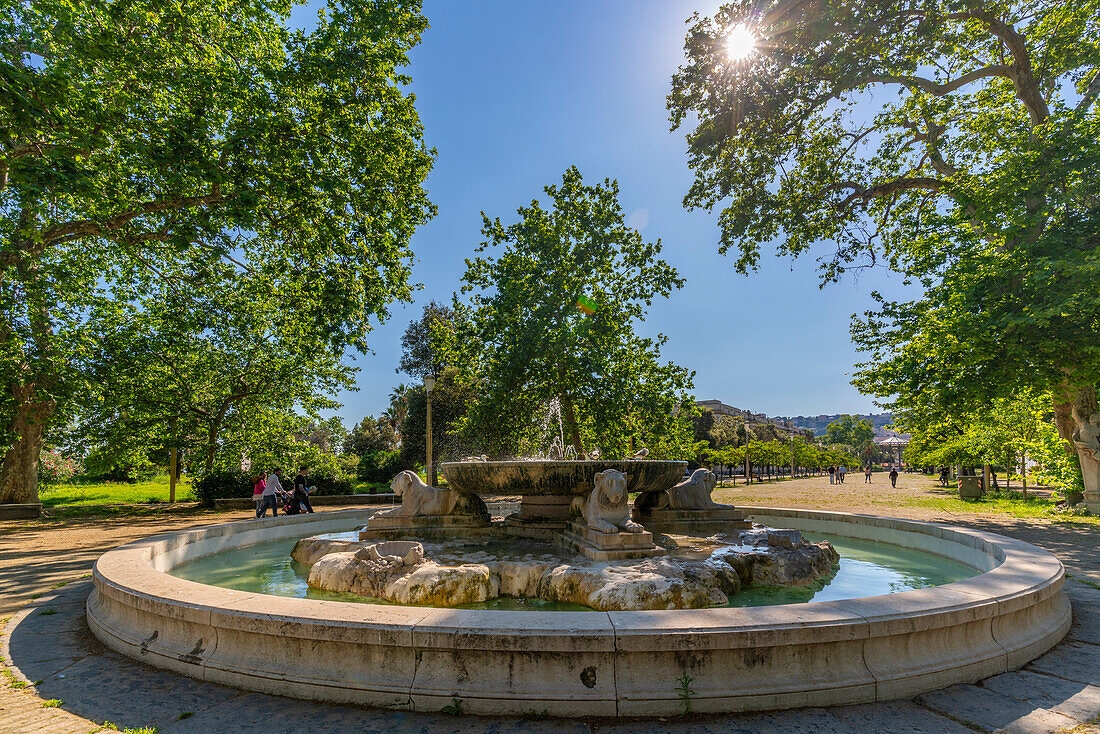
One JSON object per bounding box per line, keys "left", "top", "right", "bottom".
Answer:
{"left": 0, "top": 0, "right": 435, "bottom": 502}
{"left": 669, "top": 0, "right": 1100, "bottom": 488}
{"left": 824, "top": 415, "right": 875, "bottom": 451}
{"left": 452, "top": 167, "right": 695, "bottom": 459}
{"left": 398, "top": 300, "right": 463, "bottom": 380}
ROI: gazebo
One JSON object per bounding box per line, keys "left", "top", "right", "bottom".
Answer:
{"left": 876, "top": 435, "right": 909, "bottom": 465}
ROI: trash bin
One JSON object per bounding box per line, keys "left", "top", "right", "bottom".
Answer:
{"left": 959, "top": 475, "right": 983, "bottom": 499}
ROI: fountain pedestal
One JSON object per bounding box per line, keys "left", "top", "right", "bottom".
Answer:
{"left": 516, "top": 494, "right": 574, "bottom": 521}
{"left": 561, "top": 521, "right": 667, "bottom": 562}
{"left": 359, "top": 514, "right": 491, "bottom": 541}
{"left": 633, "top": 506, "right": 752, "bottom": 536}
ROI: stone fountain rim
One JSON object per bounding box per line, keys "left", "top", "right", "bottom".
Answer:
{"left": 440, "top": 459, "right": 688, "bottom": 467}
{"left": 86, "top": 506, "right": 1069, "bottom": 717}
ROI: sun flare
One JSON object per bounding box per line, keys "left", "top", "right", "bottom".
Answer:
{"left": 725, "top": 24, "right": 757, "bottom": 61}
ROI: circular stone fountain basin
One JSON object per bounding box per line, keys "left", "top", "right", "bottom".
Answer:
{"left": 87, "top": 507, "right": 1070, "bottom": 717}
{"left": 440, "top": 459, "right": 686, "bottom": 497}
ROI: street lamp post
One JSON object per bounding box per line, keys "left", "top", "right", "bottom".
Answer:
{"left": 790, "top": 430, "right": 795, "bottom": 480}
{"left": 424, "top": 375, "right": 436, "bottom": 486}
{"left": 744, "top": 422, "right": 751, "bottom": 484}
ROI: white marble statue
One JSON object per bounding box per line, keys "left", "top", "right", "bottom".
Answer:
{"left": 667, "top": 468, "right": 724, "bottom": 510}
{"left": 1072, "top": 406, "right": 1100, "bottom": 459}
{"left": 1072, "top": 406, "right": 1100, "bottom": 504}
{"left": 381, "top": 470, "right": 461, "bottom": 517}
{"left": 577, "top": 469, "right": 645, "bottom": 534}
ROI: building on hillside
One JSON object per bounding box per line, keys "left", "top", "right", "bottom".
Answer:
{"left": 695, "top": 400, "right": 797, "bottom": 432}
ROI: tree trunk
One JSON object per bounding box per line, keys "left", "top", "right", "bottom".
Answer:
{"left": 559, "top": 393, "right": 584, "bottom": 454}
{"left": 0, "top": 384, "right": 56, "bottom": 504}
{"left": 204, "top": 407, "right": 229, "bottom": 474}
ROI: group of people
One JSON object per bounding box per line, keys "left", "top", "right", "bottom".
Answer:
{"left": 837, "top": 465, "right": 902, "bottom": 487}
{"left": 252, "top": 466, "right": 317, "bottom": 518}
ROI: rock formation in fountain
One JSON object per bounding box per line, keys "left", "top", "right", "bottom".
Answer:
{"left": 293, "top": 529, "right": 840, "bottom": 611}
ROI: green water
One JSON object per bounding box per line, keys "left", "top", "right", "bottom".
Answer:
{"left": 169, "top": 530, "right": 978, "bottom": 611}
{"left": 725, "top": 533, "right": 977, "bottom": 607}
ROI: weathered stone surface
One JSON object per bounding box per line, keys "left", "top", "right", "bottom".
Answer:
{"left": 1027, "top": 641, "right": 1100, "bottom": 685}
{"left": 917, "top": 683, "right": 1078, "bottom": 732}
{"left": 981, "top": 670, "right": 1100, "bottom": 723}
{"left": 441, "top": 459, "right": 686, "bottom": 498}
{"left": 299, "top": 530, "right": 837, "bottom": 610}
{"left": 828, "top": 700, "right": 976, "bottom": 734}
{"left": 83, "top": 506, "right": 1072, "bottom": 718}
{"left": 573, "top": 469, "right": 645, "bottom": 534}
{"left": 290, "top": 537, "right": 356, "bottom": 566}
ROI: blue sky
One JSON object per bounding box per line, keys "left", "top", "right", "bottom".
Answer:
{"left": 310, "top": 0, "right": 912, "bottom": 424}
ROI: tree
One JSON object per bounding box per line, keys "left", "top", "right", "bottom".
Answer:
{"left": 398, "top": 301, "right": 464, "bottom": 379}
{"left": 0, "top": 0, "right": 435, "bottom": 503}
{"left": 454, "top": 167, "right": 695, "bottom": 458}
{"left": 80, "top": 272, "right": 354, "bottom": 474}
{"left": 824, "top": 415, "right": 875, "bottom": 456}
{"left": 669, "top": 0, "right": 1100, "bottom": 493}
{"left": 345, "top": 416, "right": 399, "bottom": 457}
{"left": 398, "top": 368, "right": 480, "bottom": 467}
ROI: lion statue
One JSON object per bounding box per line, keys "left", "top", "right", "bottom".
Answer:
{"left": 667, "top": 468, "right": 723, "bottom": 510}
{"left": 573, "top": 469, "right": 645, "bottom": 534}
{"left": 635, "top": 468, "right": 724, "bottom": 514}
{"left": 381, "top": 470, "right": 461, "bottom": 517}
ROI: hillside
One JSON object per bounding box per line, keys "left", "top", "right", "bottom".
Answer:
{"left": 778, "top": 413, "right": 898, "bottom": 437}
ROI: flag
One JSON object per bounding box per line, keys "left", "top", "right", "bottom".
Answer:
{"left": 575, "top": 294, "right": 598, "bottom": 315}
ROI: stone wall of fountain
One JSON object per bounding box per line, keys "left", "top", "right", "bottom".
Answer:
{"left": 87, "top": 506, "right": 1071, "bottom": 716}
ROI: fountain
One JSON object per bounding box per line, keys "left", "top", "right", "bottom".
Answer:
{"left": 84, "top": 420, "right": 1071, "bottom": 715}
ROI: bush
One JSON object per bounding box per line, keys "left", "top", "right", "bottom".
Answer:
{"left": 357, "top": 450, "right": 405, "bottom": 484}
{"left": 82, "top": 446, "right": 157, "bottom": 483}
{"left": 39, "top": 450, "right": 80, "bottom": 485}
{"left": 337, "top": 453, "right": 360, "bottom": 475}
{"left": 194, "top": 470, "right": 253, "bottom": 507}
{"left": 308, "top": 465, "right": 352, "bottom": 496}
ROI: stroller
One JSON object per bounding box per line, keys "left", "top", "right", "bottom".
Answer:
{"left": 279, "top": 489, "right": 300, "bottom": 515}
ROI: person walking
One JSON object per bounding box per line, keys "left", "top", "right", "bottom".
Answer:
{"left": 889, "top": 467, "right": 899, "bottom": 488}
{"left": 259, "top": 468, "right": 284, "bottom": 518}
{"left": 864, "top": 466, "right": 872, "bottom": 483}
{"left": 293, "top": 466, "right": 316, "bottom": 514}
{"left": 252, "top": 472, "right": 266, "bottom": 518}
{"left": 838, "top": 465, "right": 847, "bottom": 484}
{"left": 828, "top": 465, "right": 836, "bottom": 484}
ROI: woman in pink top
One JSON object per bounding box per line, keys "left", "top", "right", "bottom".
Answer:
{"left": 252, "top": 472, "right": 266, "bottom": 518}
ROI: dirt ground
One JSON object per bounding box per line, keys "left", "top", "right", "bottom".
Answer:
{"left": 1, "top": 473, "right": 1097, "bottom": 615}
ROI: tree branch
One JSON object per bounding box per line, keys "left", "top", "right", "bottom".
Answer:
{"left": 1076, "top": 68, "right": 1100, "bottom": 113}
{"left": 864, "top": 66, "right": 1012, "bottom": 96}
{"left": 837, "top": 177, "right": 945, "bottom": 207}
{"left": 947, "top": 9, "right": 1050, "bottom": 124}
{"left": 2, "top": 190, "right": 230, "bottom": 266}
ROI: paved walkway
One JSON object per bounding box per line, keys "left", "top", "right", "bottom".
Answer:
{"left": 2, "top": 479, "right": 1099, "bottom": 733}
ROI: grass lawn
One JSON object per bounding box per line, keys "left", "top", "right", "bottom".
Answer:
{"left": 350, "top": 480, "right": 391, "bottom": 495}
{"left": 38, "top": 475, "right": 195, "bottom": 507}
{"left": 896, "top": 488, "right": 1099, "bottom": 524}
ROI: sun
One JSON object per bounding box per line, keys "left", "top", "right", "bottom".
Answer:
{"left": 725, "top": 24, "right": 757, "bottom": 61}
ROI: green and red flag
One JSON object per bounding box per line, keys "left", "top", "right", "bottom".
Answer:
{"left": 575, "top": 294, "right": 598, "bottom": 316}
